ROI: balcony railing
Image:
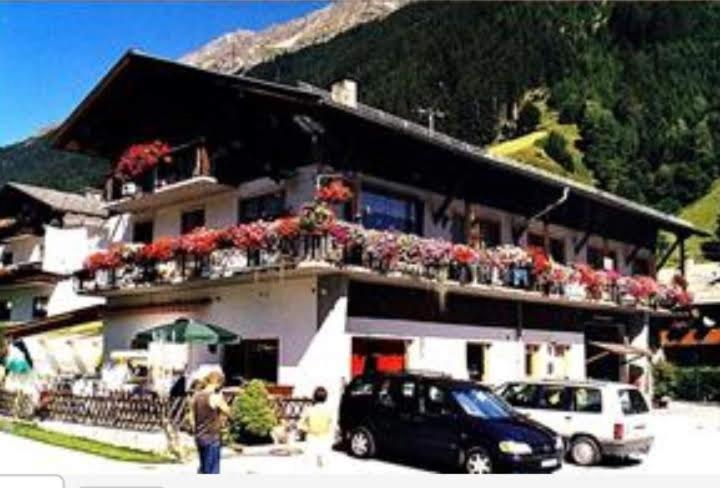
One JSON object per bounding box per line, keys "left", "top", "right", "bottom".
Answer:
{"left": 76, "top": 203, "right": 691, "bottom": 312}
{"left": 106, "top": 139, "right": 214, "bottom": 202}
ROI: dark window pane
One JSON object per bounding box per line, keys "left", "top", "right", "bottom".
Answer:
{"left": 1, "top": 252, "right": 12, "bottom": 266}
{"left": 550, "top": 238, "right": 565, "bottom": 264}
{"left": 537, "top": 385, "right": 571, "bottom": 411}
{"left": 32, "top": 296, "right": 49, "bottom": 319}
{"left": 587, "top": 247, "right": 604, "bottom": 269}
{"left": 500, "top": 383, "right": 539, "bottom": 408}
{"left": 527, "top": 233, "right": 544, "bottom": 248}
{"left": 361, "top": 187, "right": 422, "bottom": 234}
{"left": 238, "top": 193, "right": 286, "bottom": 223}
{"left": 618, "top": 389, "right": 649, "bottom": 415}
{"left": 477, "top": 220, "right": 501, "bottom": 247}
{"left": 181, "top": 209, "right": 205, "bottom": 234}
{"left": 133, "top": 221, "right": 154, "bottom": 244}
{"left": 572, "top": 387, "right": 602, "bottom": 413}
{"left": 467, "top": 343, "right": 487, "bottom": 382}
{"left": 223, "top": 339, "right": 278, "bottom": 385}
{"left": 0, "top": 299, "right": 12, "bottom": 321}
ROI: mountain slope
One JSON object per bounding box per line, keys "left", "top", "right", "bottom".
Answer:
{"left": 181, "top": 0, "right": 414, "bottom": 74}
{"left": 0, "top": 136, "right": 108, "bottom": 192}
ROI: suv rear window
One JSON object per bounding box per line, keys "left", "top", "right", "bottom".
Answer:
{"left": 571, "top": 387, "right": 602, "bottom": 413}
{"left": 618, "top": 389, "right": 649, "bottom": 415}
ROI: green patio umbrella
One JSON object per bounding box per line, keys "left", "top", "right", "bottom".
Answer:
{"left": 135, "top": 317, "right": 239, "bottom": 345}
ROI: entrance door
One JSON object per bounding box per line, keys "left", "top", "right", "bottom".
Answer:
{"left": 351, "top": 337, "right": 406, "bottom": 377}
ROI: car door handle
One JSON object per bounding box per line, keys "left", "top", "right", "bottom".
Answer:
{"left": 564, "top": 415, "right": 572, "bottom": 420}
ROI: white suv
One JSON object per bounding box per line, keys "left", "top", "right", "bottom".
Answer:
{"left": 498, "top": 380, "right": 653, "bottom": 466}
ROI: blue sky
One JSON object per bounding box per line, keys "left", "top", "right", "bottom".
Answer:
{"left": 0, "top": 1, "right": 328, "bottom": 146}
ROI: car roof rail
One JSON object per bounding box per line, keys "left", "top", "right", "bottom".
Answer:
{"left": 404, "top": 369, "right": 452, "bottom": 378}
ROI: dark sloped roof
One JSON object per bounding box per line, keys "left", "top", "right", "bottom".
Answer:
{"left": 52, "top": 51, "right": 706, "bottom": 237}
{"left": 5, "top": 182, "right": 107, "bottom": 217}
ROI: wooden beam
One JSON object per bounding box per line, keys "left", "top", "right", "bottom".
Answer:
{"left": 433, "top": 181, "right": 463, "bottom": 225}
{"left": 574, "top": 229, "right": 592, "bottom": 254}
{"left": 657, "top": 237, "right": 681, "bottom": 271}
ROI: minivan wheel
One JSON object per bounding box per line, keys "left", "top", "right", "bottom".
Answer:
{"left": 464, "top": 447, "right": 493, "bottom": 474}
{"left": 348, "top": 427, "right": 376, "bottom": 459}
{"left": 570, "top": 436, "right": 601, "bottom": 466}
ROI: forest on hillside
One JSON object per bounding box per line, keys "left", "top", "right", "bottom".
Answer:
{"left": 249, "top": 2, "right": 720, "bottom": 216}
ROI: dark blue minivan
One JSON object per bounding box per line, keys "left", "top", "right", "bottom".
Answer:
{"left": 338, "top": 372, "right": 563, "bottom": 473}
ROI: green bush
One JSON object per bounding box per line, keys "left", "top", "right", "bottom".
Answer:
{"left": 516, "top": 102, "right": 542, "bottom": 135}
{"left": 230, "top": 379, "right": 278, "bottom": 440}
{"left": 543, "top": 130, "right": 575, "bottom": 172}
{"left": 653, "top": 361, "right": 720, "bottom": 402}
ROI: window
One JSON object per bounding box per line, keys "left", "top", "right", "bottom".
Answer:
{"left": 222, "top": 339, "right": 278, "bottom": 384}
{"left": 424, "top": 384, "right": 450, "bottom": 415}
{"left": 572, "top": 387, "right": 602, "bottom": 413}
{"left": 632, "top": 258, "right": 651, "bottom": 276}
{"left": 550, "top": 238, "right": 566, "bottom": 264}
{"left": 238, "top": 193, "right": 286, "bottom": 223}
{"left": 1, "top": 251, "right": 12, "bottom": 266}
{"left": 527, "top": 232, "right": 544, "bottom": 248}
{"left": 525, "top": 344, "right": 540, "bottom": 377}
{"left": 500, "top": 383, "right": 540, "bottom": 408}
{"left": 180, "top": 208, "right": 205, "bottom": 234}
{"left": 348, "top": 378, "right": 375, "bottom": 397}
{"left": 537, "top": 385, "right": 571, "bottom": 411}
{"left": 467, "top": 343, "right": 489, "bottom": 382}
{"left": 398, "top": 379, "right": 419, "bottom": 413}
{"left": 587, "top": 247, "right": 603, "bottom": 269}
{"left": 132, "top": 220, "right": 154, "bottom": 244}
{"left": 588, "top": 246, "right": 617, "bottom": 270}
{"left": 0, "top": 299, "right": 12, "bottom": 321}
{"left": 377, "top": 378, "right": 396, "bottom": 409}
{"left": 477, "top": 219, "right": 501, "bottom": 247}
{"left": 361, "top": 186, "right": 422, "bottom": 234}
{"left": 451, "top": 388, "right": 513, "bottom": 419}
{"left": 32, "top": 296, "right": 49, "bottom": 319}
{"left": 618, "top": 389, "right": 649, "bottom": 415}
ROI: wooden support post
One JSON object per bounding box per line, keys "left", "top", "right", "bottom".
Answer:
{"left": 464, "top": 200, "right": 473, "bottom": 246}
{"left": 679, "top": 237, "right": 687, "bottom": 277}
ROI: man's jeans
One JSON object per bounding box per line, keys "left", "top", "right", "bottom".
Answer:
{"left": 197, "top": 439, "right": 221, "bottom": 474}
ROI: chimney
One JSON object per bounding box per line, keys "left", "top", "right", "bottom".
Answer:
{"left": 330, "top": 79, "right": 358, "bottom": 108}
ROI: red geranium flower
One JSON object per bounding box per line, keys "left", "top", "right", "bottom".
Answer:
{"left": 452, "top": 244, "right": 478, "bottom": 265}
{"left": 115, "top": 140, "right": 172, "bottom": 180}
{"left": 315, "top": 179, "right": 353, "bottom": 204}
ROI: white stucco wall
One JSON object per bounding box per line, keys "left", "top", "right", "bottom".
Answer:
{"left": 347, "top": 317, "right": 586, "bottom": 385}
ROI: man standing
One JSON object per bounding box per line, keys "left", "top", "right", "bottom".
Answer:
{"left": 191, "top": 371, "right": 231, "bottom": 474}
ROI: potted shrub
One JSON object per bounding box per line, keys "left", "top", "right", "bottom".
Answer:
{"left": 230, "top": 380, "right": 279, "bottom": 446}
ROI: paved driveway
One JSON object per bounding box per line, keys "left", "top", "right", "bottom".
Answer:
{"left": 1, "top": 401, "right": 718, "bottom": 475}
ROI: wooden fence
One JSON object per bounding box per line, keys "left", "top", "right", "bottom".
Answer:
{"left": 1, "top": 388, "right": 312, "bottom": 433}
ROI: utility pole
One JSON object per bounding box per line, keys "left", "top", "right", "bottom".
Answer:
{"left": 416, "top": 107, "right": 446, "bottom": 132}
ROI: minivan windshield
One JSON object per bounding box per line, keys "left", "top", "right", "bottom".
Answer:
{"left": 452, "top": 388, "right": 515, "bottom": 419}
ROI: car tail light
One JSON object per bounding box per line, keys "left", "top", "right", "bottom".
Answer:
{"left": 613, "top": 423, "right": 625, "bottom": 441}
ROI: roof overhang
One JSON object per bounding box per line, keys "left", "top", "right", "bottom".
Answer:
{"left": 52, "top": 51, "right": 707, "bottom": 243}
{"left": 2, "top": 305, "right": 103, "bottom": 340}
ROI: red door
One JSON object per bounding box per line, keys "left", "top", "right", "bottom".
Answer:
{"left": 351, "top": 337, "right": 406, "bottom": 377}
